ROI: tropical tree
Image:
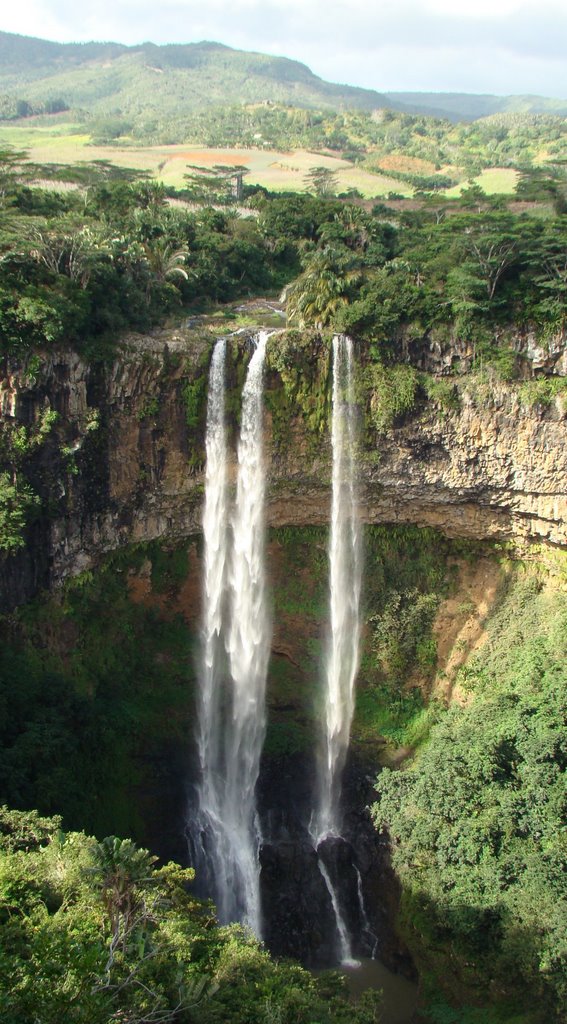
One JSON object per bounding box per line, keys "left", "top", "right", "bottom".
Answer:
{"left": 184, "top": 164, "right": 249, "bottom": 205}
{"left": 141, "top": 240, "right": 191, "bottom": 284}
{"left": 90, "top": 836, "right": 157, "bottom": 947}
{"left": 284, "top": 244, "right": 364, "bottom": 327}
{"left": 27, "top": 225, "right": 112, "bottom": 288}
{"left": 304, "top": 165, "right": 339, "bottom": 197}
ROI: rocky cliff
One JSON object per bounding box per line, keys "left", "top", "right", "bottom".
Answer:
{"left": 1, "top": 326, "right": 565, "bottom": 609}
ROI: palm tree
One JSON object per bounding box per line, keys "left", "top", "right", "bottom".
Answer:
{"left": 285, "top": 245, "right": 364, "bottom": 328}
{"left": 142, "top": 240, "right": 191, "bottom": 283}
{"left": 90, "top": 836, "right": 157, "bottom": 946}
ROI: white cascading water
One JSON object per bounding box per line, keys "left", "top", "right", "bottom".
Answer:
{"left": 355, "top": 865, "right": 379, "bottom": 957}
{"left": 318, "top": 860, "right": 357, "bottom": 966}
{"left": 196, "top": 336, "right": 228, "bottom": 811}
{"left": 192, "top": 332, "right": 270, "bottom": 936}
{"left": 224, "top": 329, "right": 271, "bottom": 935}
{"left": 191, "top": 336, "right": 231, "bottom": 920}
{"left": 312, "top": 334, "right": 362, "bottom": 965}
{"left": 314, "top": 334, "right": 362, "bottom": 841}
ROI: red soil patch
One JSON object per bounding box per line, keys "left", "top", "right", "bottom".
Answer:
{"left": 169, "top": 150, "right": 252, "bottom": 165}
{"left": 376, "top": 154, "right": 436, "bottom": 175}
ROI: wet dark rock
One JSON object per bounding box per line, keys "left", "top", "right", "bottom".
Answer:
{"left": 255, "top": 750, "right": 416, "bottom": 976}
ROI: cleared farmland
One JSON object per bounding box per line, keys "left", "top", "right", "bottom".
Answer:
{"left": 0, "top": 125, "right": 520, "bottom": 197}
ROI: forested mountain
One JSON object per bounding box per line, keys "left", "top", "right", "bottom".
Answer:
{"left": 1, "top": 30, "right": 566, "bottom": 127}
{"left": 0, "top": 31, "right": 395, "bottom": 116}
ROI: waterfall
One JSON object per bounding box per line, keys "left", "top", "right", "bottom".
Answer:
{"left": 309, "top": 335, "right": 362, "bottom": 966}
{"left": 224, "top": 329, "right": 271, "bottom": 935}
{"left": 355, "top": 865, "right": 379, "bottom": 958}
{"left": 190, "top": 331, "right": 270, "bottom": 938}
{"left": 190, "top": 335, "right": 231, "bottom": 922}
{"left": 196, "top": 336, "right": 228, "bottom": 829}
{"left": 313, "top": 334, "right": 362, "bottom": 842}
{"left": 318, "top": 859, "right": 359, "bottom": 967}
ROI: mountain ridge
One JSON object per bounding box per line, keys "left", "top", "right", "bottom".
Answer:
{"left": 1, "top": 30, "right": 566, "bottom": 122}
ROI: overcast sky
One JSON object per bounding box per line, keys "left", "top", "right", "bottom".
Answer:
{"left": 2, "top": 0, "right": 567, "bottom": 97}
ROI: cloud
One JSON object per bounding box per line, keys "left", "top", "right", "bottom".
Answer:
{"left": 0, "top": 0, "right": 566, "bottom": 96}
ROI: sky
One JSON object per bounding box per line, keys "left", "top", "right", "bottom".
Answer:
{"left": 2, "top": 0, "right": 567, "bottom": 98}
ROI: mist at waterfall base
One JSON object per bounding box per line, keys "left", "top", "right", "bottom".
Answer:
{"left": 187, "top": 333, "right": 380, "bottom": 970}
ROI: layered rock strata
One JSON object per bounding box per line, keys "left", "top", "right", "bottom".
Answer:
{"left": 1, "top": 328, "right": 565, "bottom": 609}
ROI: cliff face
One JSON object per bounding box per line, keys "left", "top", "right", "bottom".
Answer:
{"left": 1, "top": 327, "right": 565, "bottom": 608}
{"left": 269, "top": 386, "right": 566, "bottom": 545}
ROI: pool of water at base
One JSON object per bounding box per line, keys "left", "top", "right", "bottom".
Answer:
{"left": 341, "top": 957, "right": 418, "bottom": 1024}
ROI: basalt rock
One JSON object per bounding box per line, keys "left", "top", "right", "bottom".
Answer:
{"left": 1, "top": 327, "right": 565, "bottom": 612}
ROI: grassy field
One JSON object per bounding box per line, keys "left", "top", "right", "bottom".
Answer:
{"left": 0, "top": 125, "right": 406, "bottom": 195}
{"left": 445, "top": 166, "right": 520, "bottom": 196}
{"left": 0, "top": 124, "right": 519, "bottom": 197}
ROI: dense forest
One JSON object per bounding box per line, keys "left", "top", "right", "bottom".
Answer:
{"left": 0, "top": 146, "right": 565, "bottom": 361}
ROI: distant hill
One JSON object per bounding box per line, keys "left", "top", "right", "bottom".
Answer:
{"left": 386, "top": 91, "right": 567, "bottom": 121}
{"left": 2, "top": 31, "right": 567, "bottom": 126}
{"left": 0, "top": 31, "right": 397, "bottom": 116}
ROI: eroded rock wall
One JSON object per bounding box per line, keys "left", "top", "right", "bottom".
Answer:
{"left": 1, "top": 327, "right": 565, "bottom": 609}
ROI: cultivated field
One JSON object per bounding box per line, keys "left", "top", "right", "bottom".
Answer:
{"left": 445, "top": 167, "right": 520, "bottom": 197}
{"left": 0, "top": 124, "right": 519, "bottom": 197}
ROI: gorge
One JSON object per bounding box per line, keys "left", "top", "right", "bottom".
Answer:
{"left": 0, "top": 318, "right": 565, "bottom": 1020}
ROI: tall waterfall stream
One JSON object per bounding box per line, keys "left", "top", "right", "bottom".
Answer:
{"left": 191, "top": 332, "right": 368, "bottom": 963}
{"left": 312, "top": 334, "right": 362, "bottom": 964}
{"left": 314, "top": 334, "right": 362, "bottom": 841}
{"left": 191, "top": 331, "right": 270, "bottom": 936}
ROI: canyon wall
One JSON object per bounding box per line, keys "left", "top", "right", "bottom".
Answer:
{"left": 1, "top": 325, "right": 565, "bottom": 609}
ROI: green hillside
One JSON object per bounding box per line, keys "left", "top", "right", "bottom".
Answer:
{"left": 0, "top": 31, "right": 395, "bottom": 117}
{"left": 1, "top": 30, "right": 567, "bottom": 131}
{"left": 0, "top": 31, "right": 565, "bottom": 195}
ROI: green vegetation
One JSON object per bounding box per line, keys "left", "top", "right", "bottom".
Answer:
{"left": 353, "top": 526, "right": 464, "bottom": 752}
{"left": 0, "top": 806, "right": 381, "bottom": 1024}
{"left": 0, "top": 137, "right": 564, "bottom": 366}
{"left": 517, "top": 376, "right": 567, "bottom": 409}
{"left": 267, "top": 525, "right": 479, "bottom": 759}
{"left": 327, "top": 206, "right": 567, "bottom": 349}
{"left": 266, "top": 329, "right": 331, "bottom": 442}
{"left": 0, "top": 155, "right": 281, "bottom": 357}
{"left": 373, "top": 567, "right": 567, "bottom": 1022}
{"left": 364, "top": 364, "right": 420, "bottom": 431}
{"left": 0, "top": 402, "right": 58, "bottom": 549}
{"left": 0, "top": 471, "right": 39, "bottom": 551}
{"left": 0, "top": 545, "right": 197, "bottom": 842}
